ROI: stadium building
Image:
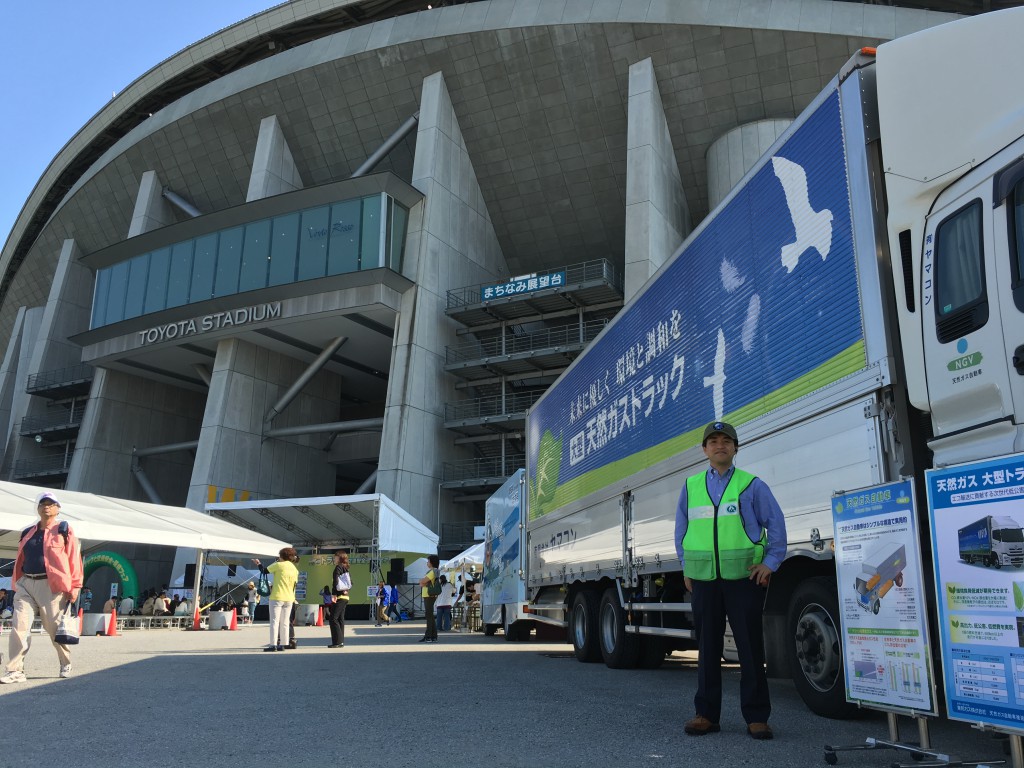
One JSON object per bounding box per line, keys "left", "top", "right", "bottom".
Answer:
{"left": 0, "top": 0, "right": 1008, "bottom": 585}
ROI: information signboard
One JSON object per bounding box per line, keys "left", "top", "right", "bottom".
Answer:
{"left": 481, "top": 271, "right": 565, "bottom": 302}
{"left": 832, "top": 479, "right": 936, "bottom": 714}
{"left": 928, "top": 453, "right": 1024, "bottom": 731}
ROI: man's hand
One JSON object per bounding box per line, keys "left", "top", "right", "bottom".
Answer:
{"left": 683, "top": 575, "right": 693, "bottom": 593}
{"left": 64, "top": 589, "right": 79, "bottom": 603}
{"left": 747, "top": 563, "right": 772, "bottom": 586}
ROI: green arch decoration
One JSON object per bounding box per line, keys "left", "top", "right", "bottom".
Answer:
{"left": 83, "top": 551, "right": 140, "bottom": 601}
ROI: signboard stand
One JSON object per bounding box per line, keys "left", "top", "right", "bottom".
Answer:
{"left": 823, "top": 481, "right": 953, "bottom": 766}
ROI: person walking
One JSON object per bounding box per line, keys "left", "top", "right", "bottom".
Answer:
{"left": 246, "top": 581, "right": 259, "bottom": 624}
{"left": 1, "top": 492, "right": 83, "bottom": 683}
{"left": 253, "top": 548, "right": 299, "bottom": 652}
{"left": 386, "top": 582, "right": 402, "bottom": 623}
{"left": 328, "top": 551, "right": 351, "bottom": 648}
{"left": 675, "top": 421, "right": 787, "bottom": 741}
{"left": 418, "top": 555, "right": 440, "bottom": 643}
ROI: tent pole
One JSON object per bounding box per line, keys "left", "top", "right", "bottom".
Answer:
{"left": 191, "top": 550, "right": 205, "bottom": 629}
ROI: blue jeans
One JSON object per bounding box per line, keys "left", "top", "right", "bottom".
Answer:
{"left": 436, "top": 605, "right": 452, "bottom": 631}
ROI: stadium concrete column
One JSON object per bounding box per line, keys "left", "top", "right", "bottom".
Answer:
{"left": 247, "top": 115, "right": 304, "bottom": 201}
{"left": 128, "top": 171, "right": 176, "bottom": 236}
{"left": 706, "top": 119, "right": 793, "bottom": 210}
{"left": 376, "top": 71, "right": 508, "bottom": 533}
{"left": 0, "top": 307, "right": 41, "bottom": 477}
{"left": 624, "top": 58, "right": 690, "bottom": 302}
{"left": 184, "top": 338, "right": 339, "bottom": 513}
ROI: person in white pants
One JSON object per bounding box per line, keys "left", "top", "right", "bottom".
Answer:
{"left": 253, "top": 548, "right": 299, "bottom": 652}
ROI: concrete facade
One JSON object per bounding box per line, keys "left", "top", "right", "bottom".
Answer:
{"left": 0, "top": 1, "right": 970, "bottom": 567}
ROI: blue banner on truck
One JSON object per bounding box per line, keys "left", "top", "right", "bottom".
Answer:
{"left": 528, "top": 90, "right": 864, "bottom": 518}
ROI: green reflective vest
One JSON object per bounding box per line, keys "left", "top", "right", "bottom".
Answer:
{"left": 681, "top": 468, "right": 766, "bottom": 581}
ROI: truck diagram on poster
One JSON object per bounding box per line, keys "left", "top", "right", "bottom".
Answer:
{"left": 854, "top": 542, "right": 907, "bottom": 615}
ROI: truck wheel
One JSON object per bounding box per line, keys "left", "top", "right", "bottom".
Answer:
{"left": 637, "top": 636, "right": 666, "bottom": 669}
{"left": 787, "top": 576, "right": 857, "bottom": 719}
{"left": 571, "top": 591, "right": 601, "bottom": 663}
{"left": 503, "top": 607, "right": 520, "bottom": 642}
{"left": 599, "top": 588, "right": 640, "bottom": 669}
{"left": 895, "top": 573, "right": 904, "bottom": 588}
{"left": 484, "top": 624, "right": 498, "bottom": 636}
{"left": 871, "top": 599, "right": 880, "bottom": 615}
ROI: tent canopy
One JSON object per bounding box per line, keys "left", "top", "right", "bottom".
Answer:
{"left": 0, "top": 480, "right": 291, "bottom": 558}
{"left": 443, "top": 541, "right": 484, "bottom": 573}
{"left": 205, "top": 493, "right": 438, "bottom": 554}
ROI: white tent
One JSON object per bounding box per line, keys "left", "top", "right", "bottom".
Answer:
{"left": 443, "top": 542, "right": 484, "bottom": 573}
{"left": 169, "top": 565, "right": 261, "bottom": 589}
{"left": 205, "top": 493, "right": 438, "bottom": 554}
{"left": 0, "top": 480, "right": 290, "bottom": 558}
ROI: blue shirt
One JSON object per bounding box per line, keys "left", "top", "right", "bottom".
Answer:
{"left": 22, "top": 526, "right": 46, "bottom": 574}
{"left": 674, "top": 465, "right": 787, "bottom": 573}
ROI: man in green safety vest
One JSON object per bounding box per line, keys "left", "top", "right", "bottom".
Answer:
{"left": 675, "top": 421, "right": 787, "bottom": 741}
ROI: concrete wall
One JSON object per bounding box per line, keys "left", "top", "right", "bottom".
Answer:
{"left": 376, "top": 71, "right": 509, "bottom": 532}
{"left": 128, "top": 170, "right": 177, "bottom": 237}
{"left": 624, "top": 58, "right": 690, "bottom": 302}
{"left": 706, "top": 119, "right": 793, "bottom": 210}
{"left": 0, "top": 308, "right": 41, "bottom": 477}
{"left": 247, "top": 114, "right": 304, "bottom": 201}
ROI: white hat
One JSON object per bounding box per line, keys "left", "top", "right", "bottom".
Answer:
{"left": 36, "top": 491, "right": 60, "bottom": 506}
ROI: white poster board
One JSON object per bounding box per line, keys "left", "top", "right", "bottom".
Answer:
{"left": 832, "top": 479, "right": 936, "bottom": 714}
{"left": 927, "top": 453, "right": 1024, "bottom": 732}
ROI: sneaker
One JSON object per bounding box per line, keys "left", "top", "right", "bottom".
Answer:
{"left": 747, "top": 723, "right": 773, "bottom": 740}
{"left": 263, "top": 645, "right": 279, "bottom": 652}
{"left": 684, "top": 715, "right": 720, "bottom": 736}
{"left": 0, "top": 670, "right": 26, "bottom": 684}
{"left": 59, "top": 664, "right": 72, "bottom": 679}
{"left": 287, "top": 640, "right": 297, "bottom": 650}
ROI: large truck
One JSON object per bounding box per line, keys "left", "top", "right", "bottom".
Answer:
{"left": 957, "top": 515, "right": 1024, "bottom": 569}
{"left": 489, "top": 9, "right": 1024, "bottom": 719}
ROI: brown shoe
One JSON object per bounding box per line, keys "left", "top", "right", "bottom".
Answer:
{"left": 684, "top": 715, "right": 720, "bottom": 736}
{"left": 747, "top": 722, "right": 773, "bottom": 740}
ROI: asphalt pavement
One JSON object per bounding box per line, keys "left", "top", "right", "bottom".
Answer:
{"left": 0, "top": 619, "right": 1011, "bottom": 768}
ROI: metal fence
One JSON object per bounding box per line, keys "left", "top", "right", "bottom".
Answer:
{"left": 19, "top": 404, "right": 87, "bottom": 435}
{"left": 442, "top": 454, "right": 525, "bottom": 483}
{"left": 13, "top": 454, "right": 72, "bottom": 478}
{"left": 446, "top": 318, "right": 607, "bottom": 364}
{"left": 26, "top": 363, "right": 93, "bottom": 392}
{"left": 445, "top": 258, "right": 621, "bottom": 310}
{"left": 444, "top": 391, "right": 543, "bottom": 422}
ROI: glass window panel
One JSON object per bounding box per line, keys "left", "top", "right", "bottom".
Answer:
{"left": 92, "top": 269, "right": 111, "bottom": 328}
{"left": 105, "top": 261, "right": 130, "bottom": 325}
{"left": 297, "top": 206, "right": 330, "bottom": 281}
{"left": 144, "top": 247, "right": 171, "bottom": 315}
{"left": 167, "top": 241, "right": 193, "bottom": 308}
{"left": 327, "top": 200, "right": 361, "bottom": 275}
{"left": 360, "top": 195, "right": 382, "bottom": 269}
{"left": 240, "top": 219, "right": 271, "bottom": 292}
{"left": 935, "top": 201, "right": 983, "bottom": 316}
{"left": 123, "top": 254, "right": 149, "bottom": 320}
{"left": 214, "top": 226, "right": 244, "bottom": 297}
{"left": 190, "top": 233, "right": 218, "bottom": 303}
{"left": 268, "top": 213, "right": 299, "bottom": 286}
{"left": 388, "top": 198, "right": 408, "bottom": 272}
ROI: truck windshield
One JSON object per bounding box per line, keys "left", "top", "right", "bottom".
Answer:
{"left": 999, "top": 528, "right": 1024, "bottom": 542}
{"left": 1015, "top": 178, "right": 1024, "bottom": 284}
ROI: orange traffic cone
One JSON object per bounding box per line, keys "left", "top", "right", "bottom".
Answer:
{"left": 78, "top": 608, "right": 84, "bottom": 636}
{"left": 316, "top": 606, "right": 324, "bottom": 627}
{"left": 229, "top": 609, "right": 238, "bottom": 631}
{"left": 192, "top": 605, "right": 202, "bottom": 631}
{"left": 105, "top": 609, "right": 118, "bottom": 636}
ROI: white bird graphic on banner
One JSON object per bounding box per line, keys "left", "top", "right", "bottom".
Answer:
{"left": 771, "top": 156, "right": 833, "bottom": 273}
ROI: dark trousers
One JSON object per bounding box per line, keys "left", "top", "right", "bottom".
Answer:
{"left": 423, "top": 596, "right": 437, "bottom": 639}
{"left": 690, "top": 577, "right": 770, "bottom": 724}
{"left": 329, "top": 600, "right": 348, "bottom": 644}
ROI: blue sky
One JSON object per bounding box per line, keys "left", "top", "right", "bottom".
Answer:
{"left": 0, "top": 1, "right": 285, "bottom": 252}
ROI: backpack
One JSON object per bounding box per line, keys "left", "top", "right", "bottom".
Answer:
{"left": 426, "top": 572, "right": 442, "bottom": 597}
{"left": 20, "top": 520, "right": 69, "bottom": 547}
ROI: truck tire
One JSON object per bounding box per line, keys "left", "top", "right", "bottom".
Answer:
{"left": 787, "top": 576, "right": 857, "bottom": 719}
{"left": 599, "top": 588, "right": 640, "bottom": 669}
{"left": 484, "top": 624, "right": 498, "bottom": 636}
{"left": 637, "top": 636, "right": 666, "bottom": 669}
{"left": 571, "top": 591, "right": 601, "bottom": 663}
{"left": 503, "top": 607, "right": 521, "bottom": 642}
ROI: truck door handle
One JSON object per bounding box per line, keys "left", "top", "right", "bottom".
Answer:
{"left": 1014, "top": 345, "right": 1024, "bottom": 376}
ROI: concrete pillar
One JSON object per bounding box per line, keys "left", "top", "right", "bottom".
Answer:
{"left": 128, "top": 170, "right": 176, "bottom": 237}
{"left": 67, "top": 368, "right": 206, "bottom": 500}
{"left": 624, "top": 58, "right": 691, "bottom": 302}
{"left": 375, "top": 71, "right": 508, "bottom": 533}
{"left": 0, "top": 307, "right": 41, "bottom": 478}
{"left": 706, "top": 119, "right": 793, "bottom": 210}
{"left": 184, "top": 338, "right": 338, "bottom": 513}
{"left": 246, "top": 115, "right": 304, "bottom": 201}
{"left": 27, "top": 239, "right": 93, "bottom": 376}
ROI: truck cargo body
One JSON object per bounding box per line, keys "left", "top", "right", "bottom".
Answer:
{"left": 957, "top": 515, "right": 1024, "bottom": 568}
{"left": 514, "top": 9, "right": 1024, "bottom": 719}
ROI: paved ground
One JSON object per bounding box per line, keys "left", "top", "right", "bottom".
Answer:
{"left": 0, "top": 619, "right": 1011, "bottom": 768}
